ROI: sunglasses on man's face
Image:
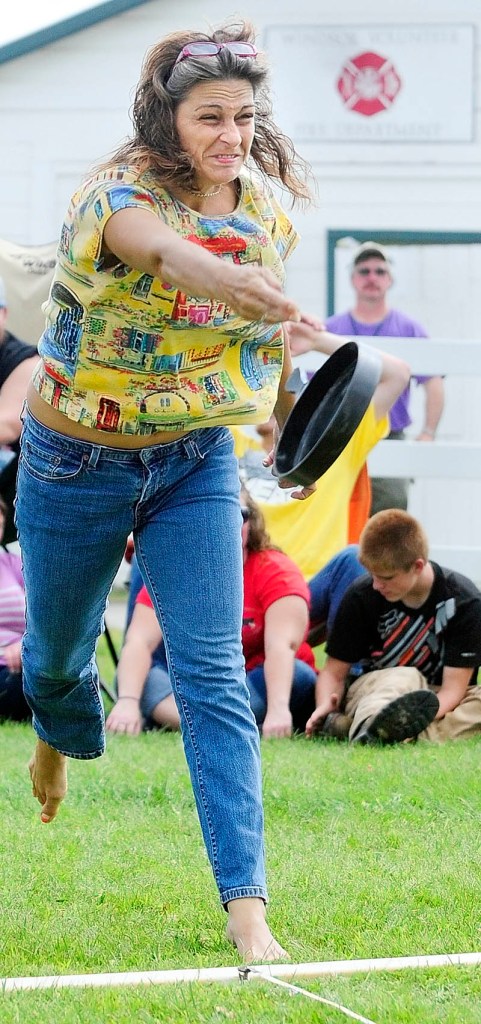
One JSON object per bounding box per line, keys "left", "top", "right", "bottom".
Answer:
{"left": 172, "top": 41, "right": 258, "bottom": 70}
{"left": 355, "top": 267, "right": 389, "bottom": 277}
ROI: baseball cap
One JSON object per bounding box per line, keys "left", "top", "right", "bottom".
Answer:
{"left": 351, "top": 241, "right": 392, "bottom": 267}
{"left": 0, "top": 275, "right": 5, "bottom": 308}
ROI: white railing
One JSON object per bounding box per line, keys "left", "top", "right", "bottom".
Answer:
{"left": 365, "top": 337, "right": 481, "bottom": 579}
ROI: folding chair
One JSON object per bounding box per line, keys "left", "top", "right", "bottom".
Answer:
{"left": 99, "top": 624, "right": 119, "bottom": 703}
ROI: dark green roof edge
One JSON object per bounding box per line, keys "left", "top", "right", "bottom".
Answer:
{"left": 326, "top": 229, "right": 481, "bottom": 317}
{"left": 0, "top": 0, "right": 152, "bottom": 65}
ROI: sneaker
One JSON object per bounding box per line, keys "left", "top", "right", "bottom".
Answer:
{"left": 351, "top": 689, "right": 440, "bottom": 745}
{"left": 320, "top": 711, "right": 352, "bottom": 740}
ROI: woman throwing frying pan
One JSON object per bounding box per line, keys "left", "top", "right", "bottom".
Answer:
{"left": 16, "top": 21, "right": 315, "bottom": 961}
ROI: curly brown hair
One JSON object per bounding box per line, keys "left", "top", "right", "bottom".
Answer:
{"left": 94, "top": 20, "right": 313, "bottom": 203}
{"left": 241, "top": 489, "right": 282, "bottom": 554}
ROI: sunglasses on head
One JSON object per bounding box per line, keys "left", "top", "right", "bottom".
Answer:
{"left": 240, "top": 506, "right": 252, "bottom": 522}
{"left": 356, "top": 266, "right": 389, "bottom": 277}
{"left": 172, "top": 40, "right": 258, "bottom": 71}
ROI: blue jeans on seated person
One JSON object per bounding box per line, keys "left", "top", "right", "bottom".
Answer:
{"left": 247, "top": 660, "right": 317, "bottom": 734}
{"left": 140, "top": 641, "right": 173, "bottom": 720}
{"left": 308, "top": 545, "right": 367, "bottom": 635}
{"left": 16, "top": 412, "right": 267, "bottom": 905}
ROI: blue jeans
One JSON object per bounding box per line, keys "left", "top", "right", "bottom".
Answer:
{"left": 247, "top": 661, "right": 317, "bottom": 733}
{"left": 140, "top": 643, "right": 317, "bottom": 733}
{"left": 308, "top": 545, "right": 367, "bottom": 634}
{"left": 16, "top": 412, "right": 267, "bottom": 904}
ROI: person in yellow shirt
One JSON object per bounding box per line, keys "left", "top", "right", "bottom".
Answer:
{"left": 233, "top": 322, "right": 410, "bottom": 638}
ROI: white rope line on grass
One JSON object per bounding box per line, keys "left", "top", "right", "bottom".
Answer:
{"left": 242, "top": 967, "right": 378, "bottom": 1023}
{"left": 2, "top": 951, "right": 481, "bottom": 993}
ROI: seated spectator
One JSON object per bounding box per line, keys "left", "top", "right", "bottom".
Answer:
{"left": 306, "top": 510, "right": 481, "bottom": 745}
{"left": 0, "top": 495, "right": 30, "bottom": 722}
{"left": 239, "top": 490, "right": 318, "bottom": 737}
{"left": 106, "top": 492, "right": 318, "bottom": 739}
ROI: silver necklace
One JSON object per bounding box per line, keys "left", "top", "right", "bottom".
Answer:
{"left": 187, "top": 184, "right": 224, "bottom": 198}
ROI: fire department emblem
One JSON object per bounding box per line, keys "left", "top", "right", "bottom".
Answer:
{"left": 337, "top": 50, "right": 402, "bottom": 116}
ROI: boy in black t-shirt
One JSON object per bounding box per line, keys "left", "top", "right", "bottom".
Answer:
{"left": 305, "top": 510, "right": 481, "bottom": 744}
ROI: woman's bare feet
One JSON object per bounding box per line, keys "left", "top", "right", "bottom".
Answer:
{"left": 28, "top": 738, "right": 68, "bottom": 823}
{"left": 226, "top": 897, "right": 287, "bottom": 963}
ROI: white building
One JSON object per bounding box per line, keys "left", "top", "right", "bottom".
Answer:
{"left": 1, "top": 0, "right": 481, "bottom": 565}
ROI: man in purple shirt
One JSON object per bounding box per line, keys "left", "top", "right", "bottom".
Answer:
{"left": 326, "top": 241, "right": 444, "bottom": 513}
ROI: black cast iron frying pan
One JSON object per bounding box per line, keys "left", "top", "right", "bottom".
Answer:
{"left": 274, "top": 341, "right": 382, "bottom": 488}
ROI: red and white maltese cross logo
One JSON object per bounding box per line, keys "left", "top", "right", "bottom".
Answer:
{"left": 337, "top": 50, "right": 402, "bottom": 116}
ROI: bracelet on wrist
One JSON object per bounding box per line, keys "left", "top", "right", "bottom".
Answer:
{"left": 117, "top": 695, "right": 140, "bottom": 702}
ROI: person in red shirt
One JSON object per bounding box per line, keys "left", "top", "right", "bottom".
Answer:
{"left": 107, "top": 492, "right": 318, "bottom": 739}
{"left": 241, "top": 491, "right": 317, "bottom": 737}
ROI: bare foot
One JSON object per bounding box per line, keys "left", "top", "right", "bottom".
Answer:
{"left": 28, "top": 738, "right": 68, "bottom": 823}
{"left": 226, "top": 897, "right": 287, "bottom": 963}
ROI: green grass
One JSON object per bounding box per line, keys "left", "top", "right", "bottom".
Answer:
{"left": 2, "top": 636, "right": 481, "bottom": 1021}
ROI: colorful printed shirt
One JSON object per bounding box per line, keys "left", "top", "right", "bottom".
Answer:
{"left": 33, "top": 167, "right": 299, "bottom": 435}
